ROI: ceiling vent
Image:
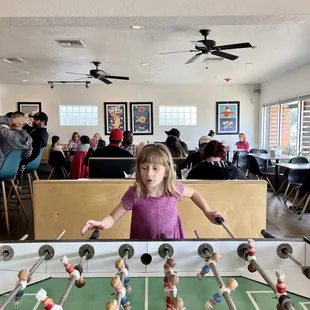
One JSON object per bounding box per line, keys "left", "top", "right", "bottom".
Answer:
{"left": 203, "top": 57, "right": 224, "bottom": 63}
{"left": 0, "top": 57, "right": 26, "bottom": 64}
{"left": 55, "top": 40, "right": 86, "bottom": 48}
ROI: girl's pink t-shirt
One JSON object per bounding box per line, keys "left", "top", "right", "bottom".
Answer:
{"left": 121, "top": 182, "right": 185, "bottom": 240}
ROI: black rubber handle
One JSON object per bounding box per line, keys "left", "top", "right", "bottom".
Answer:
{"left": 261, "top": 229, "right": 276, "bottom": 238}
{"left": 216, "top": 217, "right": 225, "bottom": 224}
{"left": 89, "top": 229, "right": 100, "bottom": 240}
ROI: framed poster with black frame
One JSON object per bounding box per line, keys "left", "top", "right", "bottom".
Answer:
{"left": 17, "top": 102, "right": 42, "bottom": 116}
{"left": 130, "top": 102, "right": 153, "bottom": 135}
{"left": 216, "top": 101, "right": 240, "bottom": 135}
{"left": 104, "top": 102, "right": 128, "bottom": 135}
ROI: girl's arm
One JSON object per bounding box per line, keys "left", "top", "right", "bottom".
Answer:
{"left": 182, "top": 185, "right": 224, "bottom": 224}
{"left": 81, "top": 202, "right": 128, "bottom": 235}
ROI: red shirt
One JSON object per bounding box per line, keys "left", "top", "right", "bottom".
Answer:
{"left": 236, "top": 141, "right": 250, "bottom": 152}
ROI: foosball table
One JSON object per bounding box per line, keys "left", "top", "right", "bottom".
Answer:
{"left": 0, "top": 227, "right": 309, "bottom": 310}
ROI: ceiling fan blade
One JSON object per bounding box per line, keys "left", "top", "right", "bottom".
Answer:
{"left": 160, "top": 50, "right": 197, "bottom": 55}
{"left": 99, "top": 77, "right": 112, "bottom": 84}
{"left": 190, "top": 41, "right": 206, "bottom": 48}
{"left": 211, "top": 50, "right": 238, "bottom": 61}
{"left": 107, "top": 75, "right": 129, "bottom": 80}
{"left": 185, "top": 53, "right": 203, "bottom": 64}
{"left": 73, "top": 76, "right": 93, "bottom": 81}
{"left": 65, "top": 72, "right": 89, "bottom": 76}
{"left": 215, "top": 42, "right": 252, "bottom": 50}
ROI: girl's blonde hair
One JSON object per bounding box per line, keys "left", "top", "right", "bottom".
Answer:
{"left": 239, "top": 133, "right": 247, "bottom": 142}
{"left": 134, "top": 143, "right": 181, "bottom": 198}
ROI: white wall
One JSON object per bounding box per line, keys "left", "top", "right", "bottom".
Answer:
{"left": 261, "top": 63, "right": 310, "bottom": 104}
{"left": 0, "top": 83, "right": 259, "bottom": 150}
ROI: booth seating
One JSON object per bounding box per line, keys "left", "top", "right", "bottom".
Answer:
{"left": 33, "top": 179, "right": 267, "bottom": 239}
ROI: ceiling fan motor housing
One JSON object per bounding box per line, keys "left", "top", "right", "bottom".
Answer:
{"left": 90, "top": 69, "right": 104, "bottom": 78}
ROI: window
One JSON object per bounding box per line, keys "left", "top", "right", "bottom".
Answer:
{"left": 300, "top": 99, "right": 310, "bottom": 157}
{"left": 59, "top": 105, "right": 98, "bottom": 126}
{"left": 159, "top": 106, "right": 197, "bottom": 126}
{"left": 262, "top": 104, "right": 279, "bottom": 149}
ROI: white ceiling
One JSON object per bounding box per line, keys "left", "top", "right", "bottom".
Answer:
{"left": 1, "top": 0, "right": 310, "bottom": 85}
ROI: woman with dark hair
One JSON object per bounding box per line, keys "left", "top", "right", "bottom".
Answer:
{"left": 186, "top": 140, "right": 247, "bottom": 180}
{"left": 208, "top": 130, "right": 215, "bottom": 140}
{"left": 77, "top": 135, "right": 91, "bottom": 151}
{"left": 165, "top": 135, "right": 187, "bottom": 158}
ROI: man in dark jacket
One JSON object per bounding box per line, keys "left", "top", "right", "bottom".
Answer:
{"left": 187, "top": 140, "right": 247, "bottom": 180}
{"left": 165, "top": 128, "right": 188, "bottom": 155}
{"left": 84, "top": 128, "right": 133, "bottom": 166}
{"left": 21, "top": 112, "right": 49, "bottom": 166}
{"left": 0, "top": 112, "right": 33, "bottom": 168}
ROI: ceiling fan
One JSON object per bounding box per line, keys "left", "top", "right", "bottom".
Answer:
{"left": 160, "top": 29, "right": 254, "bottom": 64}
{"left": 66, "top": 61, "right": 130, "bottom": 84}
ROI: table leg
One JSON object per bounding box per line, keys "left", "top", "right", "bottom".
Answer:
{"left": 275, "top": 159, "right": 280, "bottom": 190}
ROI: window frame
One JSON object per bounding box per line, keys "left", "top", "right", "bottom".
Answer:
{"left": 59, "top": 105, "right": 99, "bottom": 126}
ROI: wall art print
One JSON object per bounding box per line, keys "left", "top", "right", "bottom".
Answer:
{"left": 216, "top": 101, "right": 240, "bottom": 135}
{"left": 104, "top": 102, "right": 127, "bottom": 135}
{"left": 130, "top": 102, "right": 153, "bottom": 135}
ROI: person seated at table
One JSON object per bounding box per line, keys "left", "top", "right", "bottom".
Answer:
{"left": 121, "top": 130, "right": 138, "bottom": 156}
{"left": 50, "top": 136, "right": 66, "bottom": 157}
{"left": 77, "top": 135, "right": 91, "bottom": 151}
{"left": 165, "top": 136, "right": 187, "bottom": 158}
{"left": 0, "top": 112, "right": 33, "bottom": 168}
{"left": 208, "top": 130, "right": 215, "bottom": 140}
{"left": 49, "top": 135, "right": 71, "bottom": 174}
{"left": 84, "top": 128, "right": 133, "bottom": 166}
{"left": 93, "top": 132, "right": 106, "bottom": 149}
{"left": 236, "top": 133, "right": 250, "bottom": 152}
{"left": 186, "top": 140, "right": 247, "bottom": 180}
{"left": 67, "top": 132, "right": 81, "bottom": 150}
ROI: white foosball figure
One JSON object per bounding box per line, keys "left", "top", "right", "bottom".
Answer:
{"left": 197, "top": 252, "right": 222, "bottom": 280}
{"left": 204, "top": 278, "right": 238, "bottom": 309}
{"left": 14, "top": 269, "right": 29, "bottom": 307}
{"left": 115, "top": 258, "right": 131, "bottom": 294}
{"left": 61, "top": 255, "right": 85, "bottom": 288}
{"left": 36, "top": 288, "right": 63, "bottom": 310}
{"left": 110, "top": 276, "right": 131, "bottom": 310}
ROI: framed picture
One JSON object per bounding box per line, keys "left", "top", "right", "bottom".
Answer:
{"left": 130, "top": 102, "right": 153, "bottom": 135}
{"left": 216, "top": 101, "right": 240, "bottom": 135}
{"left": 104, "top": 102, "right": 128, "bottom": 135}
{"left": 17, "top": 102, "right": 41, "bottom": 116}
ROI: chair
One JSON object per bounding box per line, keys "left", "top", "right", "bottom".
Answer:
{"left": 277, "top": 157, "right": 309, "bottom": 197}
{"left": 24, "top": 147, "right": 46, "bottom": 204}
{"left": 246, "top": 154, "right": 276, "bottom": 195}
{"left": 293, "top": 170, "right": 310, "bottom": 220}
{"left": 70, "top": 151, "right": 88, "bottom": 179}
{"left": 0, "top": 149, "right": 28, "bottom": 234}
{"left": 48, "top": 151, "right": 70, "bottom": 179}
{"left": 232, "top": 151, "right": 248, "bottom": 171}
{"left": 249, "top": 149, "right": 273, "bottom": 170}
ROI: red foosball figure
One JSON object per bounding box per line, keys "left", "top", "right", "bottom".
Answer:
{"left": 247, "top": 239, "right": 256, "bottom": 261}
{"left": 35, "top": 288, "right": 63, "bottom": 310}
{"left": 166, "top": 274, "right": 179, "bottom": 310}
{"left": 276, "top": 270, "right": 287, "bottom": 297}
{"left": 61, "top": 255, "right": 85, "bottom": 288}
{"left": 164, "top": 258, "right": 176, "bottom": 292}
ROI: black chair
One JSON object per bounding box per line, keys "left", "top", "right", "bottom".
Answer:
{"left": 249, "top": 149, "right": 273, "bottom": 170}
{"left": 232, "top": 151, "right": 248, "bottom": 172}
{"left": 88, "top": 157, "right": 136, "bottom": 178}
{"left": 293, "top": 169, "right": 310, "bottom": 220}
{"left": 277, "top": 157, "right": 309, "bottom": 196}
{"left": 247, "top": 154, "right": 276, "bottom": 195}
{"left": 48, "top": 151, "right": 70, "bottom": 179}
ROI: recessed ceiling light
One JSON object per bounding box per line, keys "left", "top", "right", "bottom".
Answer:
{"left": 140, "top": 62, "right": 149, "bottom": 66}
{"left": 131, "top": 26, "right": 143, "bottom": 30}
{"left": 246, "top": 62, "right": 253, "bottom": 66}
{"left": 15, "top": 70, "right": 30, "bottom": 75}
{"left": 21, "top": 79, "right": 28, "bottom": 82}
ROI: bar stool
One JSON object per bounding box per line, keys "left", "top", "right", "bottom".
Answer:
{"left": 0, "top": 149, "right": 28, "bottom": 234}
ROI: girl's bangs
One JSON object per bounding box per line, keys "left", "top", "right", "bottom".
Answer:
{"left": 139, "top": 146, "right": 166, "bottom": 166}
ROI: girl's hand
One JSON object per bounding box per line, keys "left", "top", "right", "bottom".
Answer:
{"left": 206, "top": 211, "right": 225, "bottom": 224}
{"left": 81, "top": 220, "right": 104, "bottom": 235}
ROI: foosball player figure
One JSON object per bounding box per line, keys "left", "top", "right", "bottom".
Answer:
{"left": 164, "top": 258, "right": 176, "bottom": 291}
{"left": 197, "top": 252, "right": 222, "bottom": 280}
{"left": 110, "top": 276, "right": 131, "bottom": 310}
{"left": 166, "top": 274, "right": 179, "bottom": 310}
{"left": 247, "top": 239, "right": 257, "bottom": 273}
{"left": 171, "top": 297, "right": 186, "bottom": 310}
{"left": 61, "top": 255, "right": 85, "bottom": 288}
{"left": 275, "top": 270, "right": 294, "bottom": 310}
{"left": 115, "top": 258, "right": 131, "bottom": 294}
{"left": 106, "top": 299, "right": 118, "bottom": 310}
{"left": 35, "top": 288, "right": 63, "bottom": 310}
{"left": 14, "top": 269, "right": 29, "bottom": 307}
{"left": 204, "top": 278, "right": 238, "bottom": 309}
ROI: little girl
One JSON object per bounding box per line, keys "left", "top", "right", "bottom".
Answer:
{"left": 81, "top": 143, "right": 224, "bottom": 239}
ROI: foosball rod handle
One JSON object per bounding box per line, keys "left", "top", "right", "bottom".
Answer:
{"left": 261, "top": 229, "right": 276, "bottom": 239}
{"left": 216, "top": 217, "right": 236, "bottom": 239}
{"left": 89, "top": 229, "right": 100, "bottom": 240}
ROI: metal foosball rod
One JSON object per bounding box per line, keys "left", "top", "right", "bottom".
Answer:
{"left": 58, "top": 230, "right": 97, "bottom": 307}
{"left": 0, "top": 230, "right": 66, "bottom": 310}
{"left": 201, "top": 246, "right": 238, "bottom": 310}
{"left": 261, "top": 230, "right": 310, "bottom": 279}
{"left": 216, "top": 218, "right": 236, "bottom": 238}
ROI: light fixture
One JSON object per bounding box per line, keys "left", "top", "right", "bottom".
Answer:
{"left": 47, "top": 80, "right": 91, "bottom": 89}
{"left": 131, "top": 26, "right": 143, "bottom": 30}
{"left": 15, "top": 70, "right": 30, "bottom": 75}
{"left": 246, "top": 62, "right": 253, "bottom": 66}
{"left": 140, "top": 62, "right": 149, "bottom": 66}
{"left": 21, "top": 79, "right": 28, "bottom": 82}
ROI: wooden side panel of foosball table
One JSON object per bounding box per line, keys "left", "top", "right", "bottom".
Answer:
{"left": 33, "top": 179, "right": 267, "bottom": 239}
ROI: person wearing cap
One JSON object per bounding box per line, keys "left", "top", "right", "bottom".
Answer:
{"left": 20, "top": 112, "right": 49, "bottom": 166}
{"left": 165, "top": 128, "right": 188, "bottom": 155}
{"left": 84, "top": 128, "right": 133, "bottom": 167}
{"left": 183, "top": 136, "right": 212, "bottom": 169}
